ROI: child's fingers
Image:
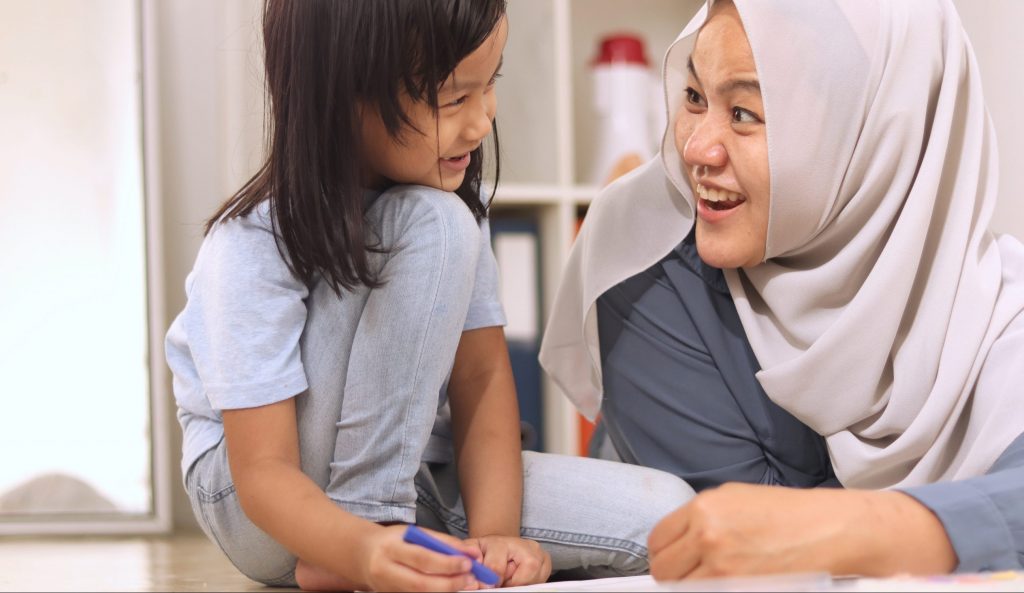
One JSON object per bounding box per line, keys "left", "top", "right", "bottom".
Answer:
{"left": 386, "top": 561, "right": 477, "bottom": 592}
{"left": 502, "top": 544, "right": 552, "bottom": 587}
{"left": 395, "top": 542, "right": 474, "bottom": 577}
{"left": 424, "top": 527, "right": 483, "bottom": 559}
{"left": 480, "top": 544, "right": 510, "bottom": 587}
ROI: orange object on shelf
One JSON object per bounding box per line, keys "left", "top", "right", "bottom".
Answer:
{"left": 603, "top": 152, "right": 646, "bottom": 187}
{"left": 578, "top": 413, "right": 598, "bottom": 456}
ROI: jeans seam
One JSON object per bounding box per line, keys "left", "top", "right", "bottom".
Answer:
{"left": 415, "top": 483, "right": 647, "bottom": 561}
{"left": 197, "top": 482, "right": 236, "bottom": 504}
{"left": 388, "top": 198, "right": 452, "bottom": 506}
{"left": 332, "top": 498, "right": 418, "bottom": 509}
{"left": 520, "top": 527, "right": 648, "bottom": 560}
{"left": 415, "top": 482, "right": 469, "bottom": 534}
{"left": 196, "top": 483, "right": 297, "bottom": 587}
{"left": 261, "top": 568, "right": 297, "bottom": 587}
{"left": 195, "top": 487, "right": 234, "bottom": 562}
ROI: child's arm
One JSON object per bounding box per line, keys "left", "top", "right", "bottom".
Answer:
{"left": 222, "top": 399, "right": 480, "bottom": 592}
{"left": 448, "top": 326, "right": 552, "bottom": 586}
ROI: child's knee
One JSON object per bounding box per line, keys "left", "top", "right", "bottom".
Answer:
{"left": 643, "top": 468, "right": 696, "bottom": 510}
{"left": 373, "top": 185, "right": 480, "bottom": 255}
{"left": 634, "top": 470, "right": 695, "bottom": 531}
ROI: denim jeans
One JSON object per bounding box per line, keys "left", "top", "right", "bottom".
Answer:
{"left": 183, "top": 186, "right": 695, "bottom": 586}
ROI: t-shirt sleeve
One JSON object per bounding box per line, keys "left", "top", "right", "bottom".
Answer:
{"left": 180, "top": 209, "right": 310, "bottom": 410}
{"left": 463, "top": 217, "right": 507, "bottom": 331}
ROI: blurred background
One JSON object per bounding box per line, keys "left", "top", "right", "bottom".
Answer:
{"left": 1, "top": 0, "right": 1022, "bottom": 544}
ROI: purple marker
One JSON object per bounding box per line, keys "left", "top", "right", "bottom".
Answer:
{"left": 402, "top": 525, "right": 500, "bottom": 586}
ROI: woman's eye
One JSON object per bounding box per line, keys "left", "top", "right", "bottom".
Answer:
{"left": 685, "top": 87, "right": 705, "bottom": 107}
{"left": 732, "top": 107, "right": 761, "bottom": 124}
{"left": 488, "top": 73, "right": 503, "bottom": 87}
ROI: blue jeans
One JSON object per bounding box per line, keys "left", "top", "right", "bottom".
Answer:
{"left": 184, "top": 186, "right": 695, "bottom": 586}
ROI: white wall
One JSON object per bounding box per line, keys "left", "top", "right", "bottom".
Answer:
{"left": 152, "top": 0, "right": 263, "bottom": 530}
{"left": 955, "top": 0, "right": 1024, "bottom": 240}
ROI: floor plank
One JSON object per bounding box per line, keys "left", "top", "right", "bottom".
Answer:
{"left": 0, "top": 534, "right": 292, "bottom": 592}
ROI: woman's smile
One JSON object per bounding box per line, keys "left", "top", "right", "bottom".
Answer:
{"left": 695, "top": 181, "right": 746, "bottom": 222}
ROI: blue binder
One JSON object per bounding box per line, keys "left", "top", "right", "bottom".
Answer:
{"left": 490, "top": 216, "right": 544, "bottom": 451}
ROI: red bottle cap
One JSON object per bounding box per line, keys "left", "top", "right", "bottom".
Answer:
{"left": 592, "top": 34, "right": 649, "bottom": 67}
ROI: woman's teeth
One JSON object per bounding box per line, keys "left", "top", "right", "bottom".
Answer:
{"left": 696, "top": 183, "right": 745, "bottom": 209}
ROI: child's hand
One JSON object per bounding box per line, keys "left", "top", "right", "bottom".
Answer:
{"left": 360, "top": 525, "right": 482, "bottom": 592}
{"left": 466, "top": 535, "right": 552, "bottom": 588}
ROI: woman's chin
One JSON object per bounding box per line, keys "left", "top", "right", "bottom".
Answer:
{"left": 695, "top": 233, "right": 762, "bottom": 270}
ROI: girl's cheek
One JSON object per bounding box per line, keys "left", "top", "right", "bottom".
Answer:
{"left": 486, "top": 93, "right": 498, "bottom": 119}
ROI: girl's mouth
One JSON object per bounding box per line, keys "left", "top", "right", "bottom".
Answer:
{"left": 440, "top": 153, "right": 471, "bottom": 172}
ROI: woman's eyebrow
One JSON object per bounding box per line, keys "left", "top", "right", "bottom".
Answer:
{"left": 688, "top": 55, "right": 760, "bottom": 96}
{"left": 687, "top": 56, "right": 703, "bottom": 87}
{"left": 717, "top": 78, "right": 760, "bottom": 96}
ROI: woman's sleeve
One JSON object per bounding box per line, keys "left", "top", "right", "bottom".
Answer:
{"left": 899, "top": 432, "right": 1024, "bottom": 572}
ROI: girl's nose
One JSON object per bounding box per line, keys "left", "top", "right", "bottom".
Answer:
{"left": 464, "top": 96, "right": 494, "bottom": 142}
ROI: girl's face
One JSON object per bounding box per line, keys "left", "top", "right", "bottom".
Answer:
{"left": 675, "top": 1, "right": 769, "bottom": 269}
{"left": 362, "top": 17, "right": 508, "bottom": 193}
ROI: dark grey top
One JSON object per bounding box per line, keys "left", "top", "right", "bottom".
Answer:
{"left": 596, "top": 230, "right": 1024, "bottom": 572}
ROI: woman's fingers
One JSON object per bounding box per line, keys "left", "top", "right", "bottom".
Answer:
{"left": 650, "top": 532, "right": 700, "bottom": 582}
{"left": 648, "top": 505, "right": 691, "bottom": 556}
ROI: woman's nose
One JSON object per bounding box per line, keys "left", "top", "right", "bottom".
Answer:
{"left": 682, "top": 119, "right": 728, "bottom": 170}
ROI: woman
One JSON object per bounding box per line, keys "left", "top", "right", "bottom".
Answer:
{"left": 541, "top": 0, "right": 1024, "bottom": 579}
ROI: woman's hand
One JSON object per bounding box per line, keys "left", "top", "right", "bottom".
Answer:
{"left": 358, "top": 525, "right": 483, "bottom": 592}
{"left": 466, "top": 535, "right": 552, "bottom": 588}
{"left": 647, "top": 483, "right": 956, "bottom": 581}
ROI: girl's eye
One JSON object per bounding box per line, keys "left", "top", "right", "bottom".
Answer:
{"left": 685, "top": 87, "right": 706, "bottom": 107}
{"left": 488, "top": 73, "right": 503, "bottom": 87}
{"left": 445, "top": 96, "right": 468, "bottom": 108}
{"left": 732, "top": 106, "right": 761, "bottom": 124}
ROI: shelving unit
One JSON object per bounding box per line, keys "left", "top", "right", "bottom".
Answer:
{"left": 492, "top": 0, "right": 702, "bottom": 455}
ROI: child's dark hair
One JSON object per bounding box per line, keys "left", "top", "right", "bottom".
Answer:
{"left": 206, "top": 0, "right": 507, "bottom": 294}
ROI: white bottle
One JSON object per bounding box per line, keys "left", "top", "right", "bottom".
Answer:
{"left": 589, "top": 34, "right": 655, "bottom": 187}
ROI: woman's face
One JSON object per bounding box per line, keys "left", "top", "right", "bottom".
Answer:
{"left": 675, "top": 0, "right": 769, "bottom": 269}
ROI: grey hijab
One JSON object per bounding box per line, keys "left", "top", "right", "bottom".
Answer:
{"left": 540, "top": 0, "right": 1024, "bottom": 489}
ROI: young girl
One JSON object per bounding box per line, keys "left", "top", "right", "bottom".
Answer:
{"left": 166, "top": 1, "right": 692, "bottom": 591}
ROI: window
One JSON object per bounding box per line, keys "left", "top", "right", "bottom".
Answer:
{"left": 0, "top": 0, "right": 168, "bottom": 533}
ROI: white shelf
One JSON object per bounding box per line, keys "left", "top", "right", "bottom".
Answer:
{"left": 492, "top": 183, "right": 600, "bottom": 206}
{"left": 498, "top": 0, "right": 703, "bottom": 455}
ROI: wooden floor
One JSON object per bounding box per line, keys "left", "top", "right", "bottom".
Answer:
{"left": 0, "top": 533, "right": 291, "bottom": 592}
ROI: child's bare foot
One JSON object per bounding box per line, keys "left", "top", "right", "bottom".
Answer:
{"left": 295, "top": 559, "right": 361, "bottom": 592}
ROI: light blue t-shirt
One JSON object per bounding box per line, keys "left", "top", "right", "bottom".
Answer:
{"left": 166, "top": 199, "right": 507, "bottom": 477}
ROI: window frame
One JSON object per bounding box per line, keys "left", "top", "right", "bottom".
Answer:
{"left": 0, "top": 0, "right": 172, "bottom": 536}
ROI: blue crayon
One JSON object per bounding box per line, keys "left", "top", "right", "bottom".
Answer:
{"left": 402, "top": 525, "right": 500, "bottom": 586}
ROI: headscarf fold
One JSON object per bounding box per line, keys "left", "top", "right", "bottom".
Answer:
{"left": 540, "top": 0, "right": 1024, "bottom": 489}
